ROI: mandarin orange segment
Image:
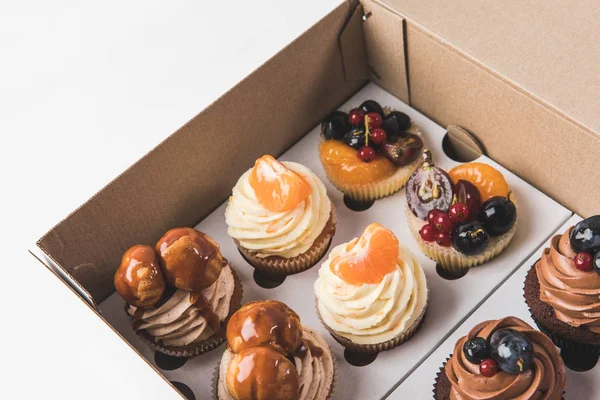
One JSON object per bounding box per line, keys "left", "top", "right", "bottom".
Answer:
{"left": 330, "top": 223, "right": 399, "bottom": 285}
{"left": 248, "top": 155, "right": 312, "bottom": 212}
{"left": 448, "top": 162, "right": 509, "bottom": 202}
{"left": 319, "top": 140, "right": 396, "bottom": 186}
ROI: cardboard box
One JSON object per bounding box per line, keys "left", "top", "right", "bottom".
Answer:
{"left": 34, "top": 0, "right": 599, "bottom": 397}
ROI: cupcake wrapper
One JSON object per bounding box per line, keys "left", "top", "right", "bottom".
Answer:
{"left": 316, "top": 297, "right": 428, "bottom": 353}
{"left": 529, "top": 314, "right": 600, "bottom": 356}
{"left": 236, "top": 205, "right": 336, "bottom": 276}
{"left": 323, "top": 150, "right": 422, "bottom": 202}
{"left": 136, "top": 266, "right": 244, "bottom": 358}
{"left": 406, "top": 204, "right": 517, "bottom": 274}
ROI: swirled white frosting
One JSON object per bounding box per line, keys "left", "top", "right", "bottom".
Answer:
{"left": 225, "top": 162, "right": 331, "bottom": 258}
{"left": 314, "top": 244, "right": 427, "bottom": 344}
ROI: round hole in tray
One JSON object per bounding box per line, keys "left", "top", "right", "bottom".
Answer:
{"left": 560, "top": 348, "right": 599, "bottom": 372}
{"left": 170, "top": 381, "right": 196, "bottom": 400}
{"left": 154, "top": 352, "right": 188, "bottom": 371}
{"left": 343, "top": 195, "right": 375, "bottom": 212}
{"left": 253, "top": 269, "right": 286, "bottom": 289}
{"left": 344, "top": 348, "right": 378, "bottom": 367}
{"left": 442, "top": 125, "right": 484, "bottom": 162}
{"left": 436, "top": 263, "right": 469, "bottom": 280}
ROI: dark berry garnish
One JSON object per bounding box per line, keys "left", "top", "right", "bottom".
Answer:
{"left": 343, "top": 126, "right": 366, "bottom": 149}
{"left": 381, "top": 111, "right": 411, "bottom": 140}
{"left": 359, "top": 100, "right": 384, "bottom": 117}
{"left": 357, "top": 146, "right": 376, "bottom": 162}
{"left": 435, "top": 232, "right": 452, "bottom": 247}
{"left": 449, "top": 203, "right": 469, "bottom": 223}
{"left": 321, "top": 111, "right": 350, "bottom": 140}
{"left": 427, "top": 209, "right": 441, "bottom": 226}
{"left": 380, "top": 133, "right": 423, "bottom": 166}
{"left": 419, "top": 224, "right": 436, "bottom": 242}
{"left": 406, "top": 150, "right": 455, "bottom": 219}
{"left": 594, "top": 252, "right": 600, "bottom": 275}
{"left": 463, "top": 337, "right": 490, "bottom": 364}
{"left": 369, "top": 128, "right": 387, "bottom": 145}
{"left": 570, "top": 216, "right": 600, "bottom": 254}
{"left": 480, "top": 359, "right": 498, "bottom": 377}
{"left": 452, "top": 221, "right": 489, "bottom": 255}
{"left": 490, "top": 328, "right": 534, "bottom": 374}
{"left": 366, "top": 112, "right": 382, "bottom": 130}
{"left": 348, "top": 108, "right": 366, "bottom": 126}
{"left": 574, "top": 252, "right": 593, "bottom": 271}
{"left": 433, "top": 212, "right": 453, "bottom": 233}
{"left": 455, "top": 180, "right": 481, "bottom": 221}
{"left": 477, "top": 196, "right": 517, "bottom": 236}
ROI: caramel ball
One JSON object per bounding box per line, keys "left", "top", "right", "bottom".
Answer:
{"left": 227, "top": 300, "right": 302, "bottom": 355}
{"left": 114, "top": 245, "right": 165, "bottom": 307}
{"left": 226, "top": 347, "right": 299, "bottom": 400}
{"left": 155, "top": 228, "right": 223, "bottom": 292}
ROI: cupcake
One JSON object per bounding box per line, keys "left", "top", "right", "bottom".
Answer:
{"left": 319, "top": 99, "right": 423, "bottom": 203}
{"left": 225, "top": 155, "right": 336, "bottom": 275}
{"left": 406, "top": 150, "right": 517, "bottom": 276}
{"left": 114, "top": 228, "right": 243, "bottom": 357}
{"left": 314, "top": 222, "right": 428, "bottom": 352}
{"left": 524, "top": 216, "right": 600, "bottom": 360}
{"left": 215, "top": 300, "right": 335, "bottom": 400}
{"left": 434, "top": 316, "right": 566, "bottom": 400}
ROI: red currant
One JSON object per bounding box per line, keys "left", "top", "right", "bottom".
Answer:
{"left": 574, "top": 252, "right": 593, "bottom": 271}
{"left": 479, "top": 359, "right": 498, "bottom": 377}
{"left": 357, "top": 146, "right": 376, "bottom": 162}
{"left": 366, "top": 112, "right": 382, "bottom": 129}
{"left": 426, "top": 209, "right": 442, "bottom": 225}
{"left": 419, "top": 224, "right": 436, "bottom": 242}
{"left": 370, "top": 128, "right": 387, "bottom": 145}
{"left": 449, "top": 203, "right": 469, "bottom": 222}
{"left": 348, "top": 108, "right": 366, "bottom": 126}
{"left": 433, "top": 212, "right": 453, "bottom": 233}
{"left": 435, "top": 232, "right": 452, "bottom": 247}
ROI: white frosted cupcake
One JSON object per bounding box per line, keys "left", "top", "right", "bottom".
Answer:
{"left": 225, "top": 155, "right": 335, "bottom": 275}
{"left": 314, "top": 223, "right": 428, "bottom": 352}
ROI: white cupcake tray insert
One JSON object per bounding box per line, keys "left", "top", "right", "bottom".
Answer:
{"left": 100, "top": 83, "right": 571, "bottom": 400}
{"left": 390, "top": 215, "right": 600, "bottom": 399}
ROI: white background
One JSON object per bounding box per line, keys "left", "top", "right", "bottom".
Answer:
{"left": 1, "top": 1, "right": 341, "bottom": 398}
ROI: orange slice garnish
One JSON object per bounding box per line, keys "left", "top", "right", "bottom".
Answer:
{"left": 248, "top": 155, "right": 312, "bottom": 212}
{"left": 448, "top": 162, "right": 509, "bottom": 202}
{"left": 330, "top": 223, "right": 399, "bottom": 285}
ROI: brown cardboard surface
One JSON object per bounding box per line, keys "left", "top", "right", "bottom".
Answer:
{"left": 37, "top": 1, "right": 366, "bottom": 303}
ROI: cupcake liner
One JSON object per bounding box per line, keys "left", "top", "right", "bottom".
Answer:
{"left": 316, "top": 297, "right": 428, "bottom": 353}
{"left": 323, "top": 149, "right": 422, "bottom": 202}
{"left": 212, "top": 363, "right": 221, "bottom": 400}
{"left": 236, "top": 205, "right": 336, "bottom": 276}
{"left": 406, "top": 203, "right": 517, "bottom": 275}
{"left": 136, "top": 266, "right": 243, "bottom": 358}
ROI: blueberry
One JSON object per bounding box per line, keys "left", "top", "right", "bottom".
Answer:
{"left": 570, "top": 216, "right": 600, "bottom": 254}
{"left": 382, "top": 111, "right": 411, "bottom": 140}
{"left": 343, "top": 126, "right": 366, "bottom": 149}
{"left": 452, "top": 221, "right": 489, "bottom": 255}
{"left": 490, "top": 328, "right": 534, "bottom": 374}
{"left": 477, "top": 196, "right": 517, "bottom": 236}
{"left": 321, "top": 111, "right": 350, "bottom": 140}
{"left": 463, "top": 337, "right": 490, "bottom": 364}
{"left": 359, "top": 100, "right": 384, "bottom": 118}
{"left": 593, "top": 251, "right": 600, "bottom": 275}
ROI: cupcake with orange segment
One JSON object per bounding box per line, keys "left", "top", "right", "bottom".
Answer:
{"left": 405, "top": 150, "right": 517, "bottom": 276}
{"left": 319, "top": 100, "right": 423, "bottom": 203}
{"left": 314, "top": 222, "right": 428, "bottom": 352}
{"left": 225, "top": 155, "right": 336, "bottom": 275}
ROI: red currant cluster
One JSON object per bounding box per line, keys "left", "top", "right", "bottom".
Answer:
{"left": 418, "top": 203, "right": 469, "bottom": 246}
{"left": 349, "top": 109, "right": 385, "bottom": 163}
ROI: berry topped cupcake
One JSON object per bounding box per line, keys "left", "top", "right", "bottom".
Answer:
{"left": 434, "top": 316, "right": 566, "bottom": 400}
{"left": 314, "top": 223, "right": 428, "bottom": 352}
{"left": 524, "top": 216, "right": 600, "bottom": 367}
{"left": 319, "top": 99, "right": 423, "bottom": 203}
{"left": 406, "top": 150, "right": 517, "bottom": 276}
{"left": 225, "top": 155, "right": 336, "bottom": 276}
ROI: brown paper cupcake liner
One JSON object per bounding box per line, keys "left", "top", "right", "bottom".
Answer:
{"left": 406, "top": 203, "right": 517, "bottom": 275}
{"left": 136, "top": 266, "right": 243, "bottom": 358}
{"left": 235, "top": 205, "right": 336, "bottom": 275}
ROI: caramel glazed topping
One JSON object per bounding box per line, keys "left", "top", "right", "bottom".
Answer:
{"left": 226, "top": 301, "right": 324, "bottom": 399}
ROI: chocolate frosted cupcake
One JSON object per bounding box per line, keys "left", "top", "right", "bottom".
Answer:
{"left": 434, "top": 316, "right": 566, "bottom": 400}
{"left": 225, "top": 155, "right": 336, "bottom": 276}
{"left": 314, "top": 223, "right": 428, "bottom": 352}
{"left": 114, "top": 228, "right": 243, "bottom": 357}
{"left": 524, "top": 216, "right": 600, "bottom": 363}
{"left": 214, "top": 300, "right": 335, "bottom": 400}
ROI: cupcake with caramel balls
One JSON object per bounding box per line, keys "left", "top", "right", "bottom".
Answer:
{"left": 114, "top": 228, "right": 243, "bottom": 357}
{"left": 215, "top": 300, "right": 335, "bottom": 400}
